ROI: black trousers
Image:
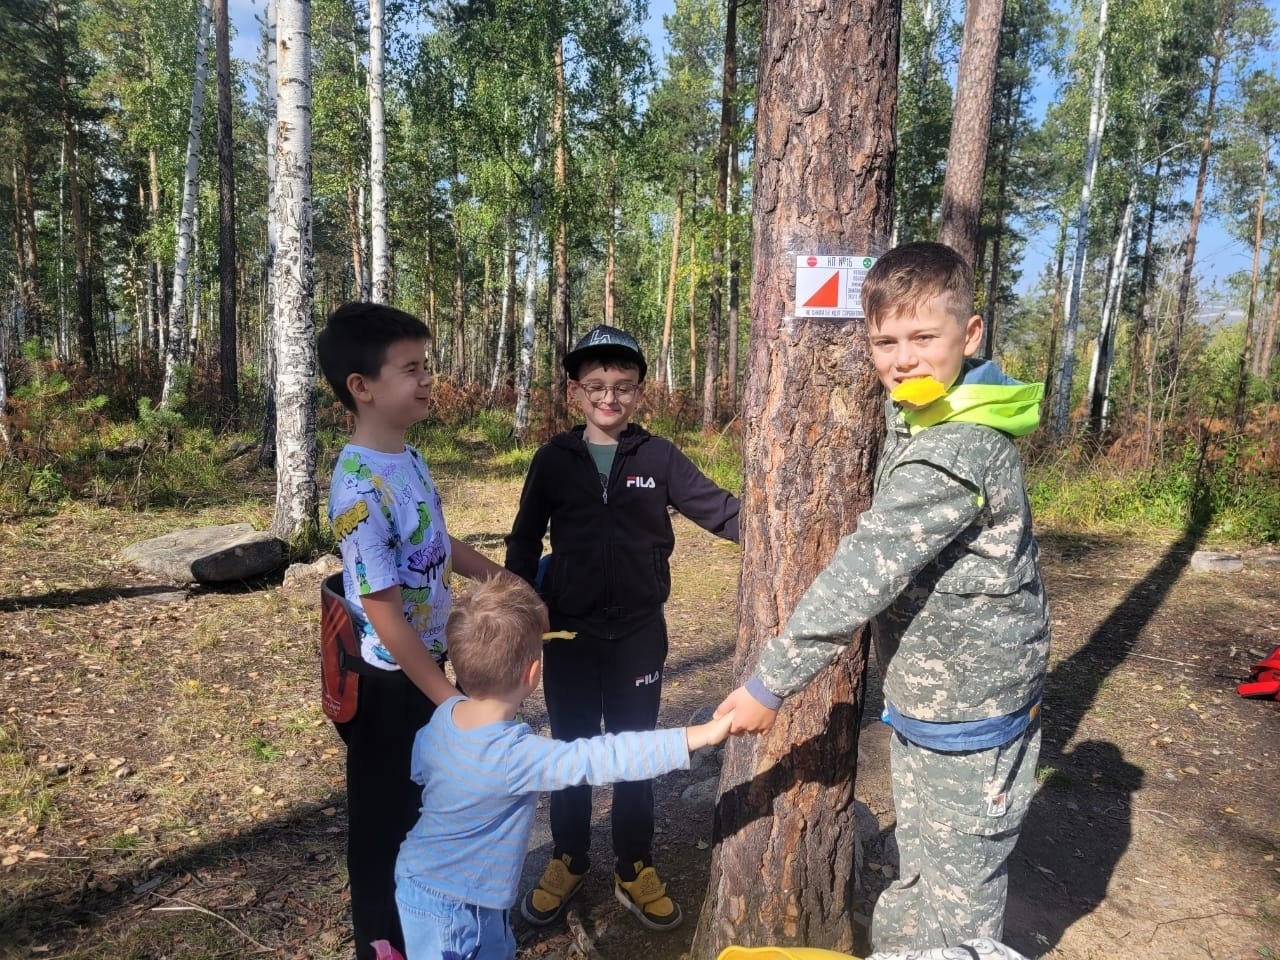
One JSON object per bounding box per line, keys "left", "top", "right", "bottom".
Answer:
{"left": 335, "top": 667, "right": 434, "bottom": 960}
{"left": 541, "top": 616, "right": 668, "bottom": 873}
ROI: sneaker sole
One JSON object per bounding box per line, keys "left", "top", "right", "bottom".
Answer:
{"left": 614, "top": 885, "right": 683, "bottom": 931}
{"left": 519, "top": 879, "right": 582, "bottom": 927}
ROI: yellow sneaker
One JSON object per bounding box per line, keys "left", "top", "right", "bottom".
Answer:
{"left": 520, "top": 853, "right": 585, "bottom": 926}
{"left": 614, "top": 860, "right": 683, "bottom": 930}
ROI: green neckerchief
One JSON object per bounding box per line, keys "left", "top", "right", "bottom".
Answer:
{"left": 903, "top": 382, "right": 1044, "bottom": 437}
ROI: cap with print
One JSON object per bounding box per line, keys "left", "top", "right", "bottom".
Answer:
{"left": 563, "top": 325, "right": 648, "bottom": 381}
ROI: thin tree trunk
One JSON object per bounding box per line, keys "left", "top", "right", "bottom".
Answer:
{"left": 605, "top": 149, "right": 617, "bottom": 326}
{"left": 1127, "top": 153, "right": 1161, "bottom": 417}
{"left": 1234, "top": 135, "right": 1269, "bottom": 425}
{"left": 270, "top": 0, "right": 318, "bottom": 543}
{"left": 1088, "top": 172, "right": 1137, "bottom": 436}
{"left": 215, "top": 0, "right": 238, "bottom": 422}
{"left": 1049, "top": 0, "right": 1108, "bottom": 437}
{"left": 1171, "top": 5, "right": 1227, "bottom": 383}
{"left": 161, "top": 0, "right": 213, "bottom": 408}
{"left": 149, "top": 147, "right": 167, "bottom": 354}
{"left": 550, "top": 36, "right": 570, "bottom": 425}
{"left": 346, "top": 174, "right": 365, "bottom": 300}
{"left": 936, "top": 0, "right": 1004, "bottom": 268}
{"left": 726, "top": 132, "right": 741, "bottom": 415}
{"left": 514, "top": 119, "right": 547, "bottom": 444}
{"left": 369, "top": 0, "right": 390, "bottom": 302}
{"left": 452, "top": 166, "right": 466, "bottom": 379}
{"left": 661, "top": 192, "right": 683, "bottom": 391}
{"left": 51, "top": 1, "right": 95, "bottom": 371}
{"left": 258, "top": 0, "right": 279, "bottom": 469}
{"left": 19, "top": 140, "right": 43, "bottom": 343}
{"left": 692, "top": 0, "right": 898, "bottom": 950}
{"left": 687, "top": 226, "right": 697, "bottom": 392}
{"left": 1255, "top": 252, "right": 1280, "bottom": 379}
{"left": 703, "top": 0, "right": 738, "bottom": 429}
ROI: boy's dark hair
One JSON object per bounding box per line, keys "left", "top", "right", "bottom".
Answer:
{"left": 317, "top": 302, "right": 432, "bottom": 411}
{"left": 861, "top": 242, "right": 974, "bottom": 329}
{"left": 563, "top": 325, "right": 648, "bottom": 381}
{"left": 446, "top": 577, "right": 544, "bottom": 698}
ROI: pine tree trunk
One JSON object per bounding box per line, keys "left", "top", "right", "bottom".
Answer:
{"left": 51, "top": 1, "right": 95, "bottom": 372}
{"left": 215, "top": 0, "right": 238, "bottom": 422}
{"left": 259, "top": 0, "right": 279, "bottom": 469}
{"left": 936, "top": 0, "right": 1003, "bottom": 268}
{"left": 270, "top": 0, "right": 318, "bottom": 543}
{"left": 550, "top": 36, "right": 570, "bottom": 425}
{"left": 661, "top": 192, "right": 683, "bottom": 391}
{"left": 1234, "top": 139, "right": 1269, "bottom": 424}
{"left": 691, "top": 0, "right": 898, "bottom": 950}
{"left": 703, "top": 0, "right": 738, "bottom": 429}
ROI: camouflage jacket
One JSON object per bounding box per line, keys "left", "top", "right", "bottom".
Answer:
{"left": 753, "top": 365, "right": 1050, "bottom": 722}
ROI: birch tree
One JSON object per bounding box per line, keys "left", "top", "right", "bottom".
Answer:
{"left": 270, "top": 0, "right": 318, "bottom": 542}
{"left": 369, "top": 0, "right": 389, "bottom": 301}
{"left": 1049, "top": 0, "right": 1107, "bottom": 438}
{"left": 160, "top": 0, "right": 213, "bottom": 408}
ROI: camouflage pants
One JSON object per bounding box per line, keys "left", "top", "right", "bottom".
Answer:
{"left": 870, "top": 717, "right": 1041, "bottom": 953}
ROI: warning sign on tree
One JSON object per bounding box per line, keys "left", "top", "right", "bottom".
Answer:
{"left": 794, "top": 255, "right": 876, "bottom": 319}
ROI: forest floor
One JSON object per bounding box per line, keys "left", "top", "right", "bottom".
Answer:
{"left": 1, "top": 464, "right": 1278, "bottom": 960}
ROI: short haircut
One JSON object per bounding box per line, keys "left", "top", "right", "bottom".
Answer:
{"left": 861, "top": 242, "right": 974, "bottom": 329}
{"left": 446, "top": 576, "right": 545, "bottom": 699}
{"left": 572, "top": 356, "right": 642, "bottom": 380}
{"left": 317, "top": 302, "right": 432, "bottom": 410}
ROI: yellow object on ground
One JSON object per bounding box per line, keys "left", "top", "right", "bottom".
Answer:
{"left": 890, "top": 375, "right": 947, "bottom": 408}
{"left": 717, "top": 947, "right": 860, "bottom": 960}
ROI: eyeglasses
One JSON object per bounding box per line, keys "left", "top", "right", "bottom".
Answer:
{"left": 576, "top": 381, "right": 639, "bottom": 402}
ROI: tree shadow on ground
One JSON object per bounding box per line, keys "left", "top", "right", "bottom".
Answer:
{"left": 1001, "top": 490, "right": 1214, "bottom": 954}
{"left": 0, "top": 798, "right": 350, "bottom": 953}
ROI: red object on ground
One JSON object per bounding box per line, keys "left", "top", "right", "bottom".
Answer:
{"left": 1237, "top": 645, "right": 1280, "bottom": 700}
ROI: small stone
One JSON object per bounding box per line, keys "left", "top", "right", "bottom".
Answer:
{"left": 1189, "top": 551, "right": 1243, "bottom": 573}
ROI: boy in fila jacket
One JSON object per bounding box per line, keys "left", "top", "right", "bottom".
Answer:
{"left": 505, "top": 325, "right": 739, "bottom": 933}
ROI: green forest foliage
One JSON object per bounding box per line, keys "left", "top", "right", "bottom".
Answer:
{"left": 1, "top": 0, "right": 1278, "bottom": 541}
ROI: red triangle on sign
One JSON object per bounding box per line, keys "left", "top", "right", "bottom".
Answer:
{"left": 803, "top": 271, "right": 841, "bottom": 308}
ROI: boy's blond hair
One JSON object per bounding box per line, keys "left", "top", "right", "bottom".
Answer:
{"left": 861, "top": 241, "right": 973, "bottom": 329}
{"left": 446, "top": 577, "right": 544, "bottom": 698}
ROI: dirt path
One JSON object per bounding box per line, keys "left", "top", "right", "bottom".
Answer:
{"left": 1, "top": 483, "right": 1277, "bottom": 959}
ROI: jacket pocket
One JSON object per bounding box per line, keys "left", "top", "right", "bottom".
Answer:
{"left": 932, "top": 552, "right": 1038, "bottom": 598}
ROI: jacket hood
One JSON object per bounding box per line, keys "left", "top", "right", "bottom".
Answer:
{"left": 902, "top": 359, "right": 1043, "bottom": 437}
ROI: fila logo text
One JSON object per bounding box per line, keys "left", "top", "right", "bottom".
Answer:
{"left": 625, "top": 475, "right": 656, "bottom": 488}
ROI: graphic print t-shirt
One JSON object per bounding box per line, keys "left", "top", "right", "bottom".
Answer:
{"left": 328, "top": 444, "right": 453, "bottom": 669}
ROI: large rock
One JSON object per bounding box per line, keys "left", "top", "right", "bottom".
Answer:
{"left": 1190, "top": 550, "right": 1244, "bottom": 573}
{"left": 122, "top": 523, "right": 286, "bottom": 584}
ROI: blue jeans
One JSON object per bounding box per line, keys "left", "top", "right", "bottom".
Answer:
{"left": 395, "top": 876, "right": 515, "bottom": 960}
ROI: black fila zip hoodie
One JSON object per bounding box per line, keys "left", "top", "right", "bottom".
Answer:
{"left": 504, "top": 424, "right": 740, "bottom": 635}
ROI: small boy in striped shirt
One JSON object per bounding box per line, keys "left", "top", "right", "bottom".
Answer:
{"left": 394, "top": 576, "right": 733, "bottom": 960}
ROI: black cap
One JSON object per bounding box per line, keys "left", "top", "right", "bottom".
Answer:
{"left": 563, "top": 325, "right": 647, "bottom": 381}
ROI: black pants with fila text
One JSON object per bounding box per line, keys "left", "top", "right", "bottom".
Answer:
{"left": 542, "top": 615, "right": 668, "bottom": 874}
{"left": 335, "top": 667, "right": 435, "bottom": 960}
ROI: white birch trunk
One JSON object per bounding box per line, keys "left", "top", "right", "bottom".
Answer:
{"left": 1050, "top": 0, "right": 1108, "bottom": 437}
{"left": 489, "top": 206, "right": 516, "bottom": 396}
{"left": 161, "top": 0, "right": 213, "bottom": 409}
{"left": 270, "top": 0, "right": 318, "bottom": 541}
{"left": 514, "top": 120, "right": 547, "bottom": 443}
{"left": 1089, "top": 163, "right": 1139, "bottom": 433}
{"left": 369, "top": 0, "right": 389, "bottom": 302}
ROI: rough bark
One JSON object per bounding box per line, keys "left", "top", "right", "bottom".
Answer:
{"left": 269, "top": 0, "right": 318, "bottom": 543}
{"left": 691, "top": 0, "right": 899, "bottom": 953}
{"left": 936, "top": 0, "right": 1004, "bottom": 268}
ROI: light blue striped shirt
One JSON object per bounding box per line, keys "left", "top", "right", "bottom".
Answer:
{"left": 395, "top": 696, "right": 690, "bottom": 909}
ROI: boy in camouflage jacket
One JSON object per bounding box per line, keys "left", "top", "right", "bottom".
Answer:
{"left": 717, "top": 242, "right": 1050, "bottom": 952}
